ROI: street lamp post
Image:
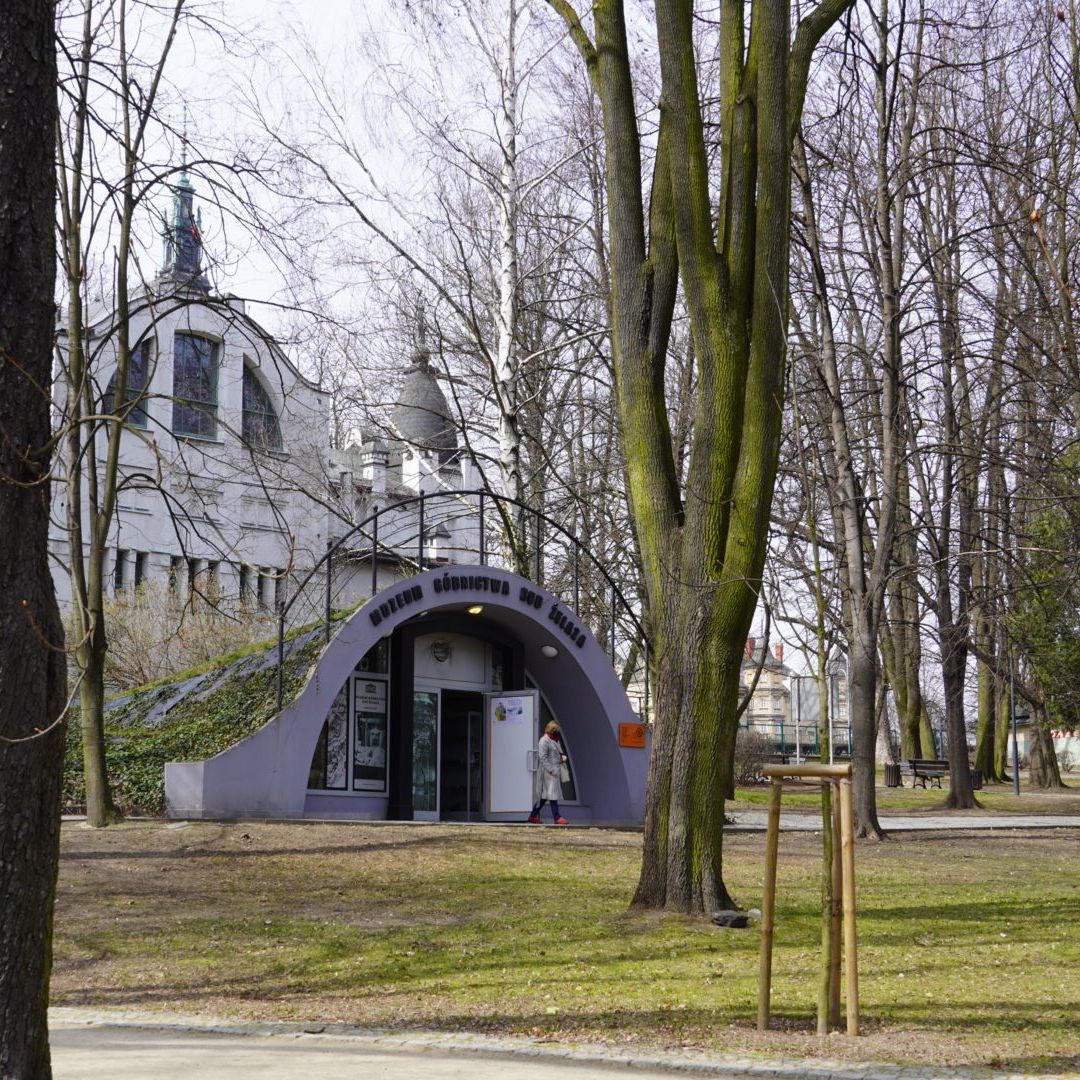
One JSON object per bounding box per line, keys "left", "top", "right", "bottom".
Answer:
{"left": 794, "top": 679, "right": 802, "bottom": 765}
{"left": 1008, "top": 653, "right": 1030, "bottom": 798}
{"left": 829, "top": 673, "right": 837, "bottom": 764}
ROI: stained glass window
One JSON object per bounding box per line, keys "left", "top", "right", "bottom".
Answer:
{"left": 172, "top": 333, "right": 218, "bottom": 438}
{"left": 242, "top": 363, "right": 282, "bottom": 450}
{"left": 102, "top": 338, "right": 152, "bottom": 427}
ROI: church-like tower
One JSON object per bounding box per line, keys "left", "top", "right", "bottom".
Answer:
{"left": 158, "top": 153, "right": 209, "bottom": 293}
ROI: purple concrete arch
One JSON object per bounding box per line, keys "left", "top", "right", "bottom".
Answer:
{"left": 166, "top": 565, "right": 648, "bottom": 825}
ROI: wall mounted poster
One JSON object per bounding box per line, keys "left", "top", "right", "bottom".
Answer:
{"left": 491, "top": 696, "right": 527, "bottom": 726}
{"left": 353, "top": 676, "right": 388, "bottom": 791}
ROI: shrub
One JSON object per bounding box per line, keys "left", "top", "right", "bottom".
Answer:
{"left": 99, "top": 581, "right": 278, "bottom": 690}
{"left": 733, "top": 727, "right": 773, "bottom": 785}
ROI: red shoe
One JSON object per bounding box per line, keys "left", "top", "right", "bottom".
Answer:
{"left": 554, "top": 817, "right": 569, "bottom": 826}
{"left": 527, "top": 815, "right": 541, "bottom": 824}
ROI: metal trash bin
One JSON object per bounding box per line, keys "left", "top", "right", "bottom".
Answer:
{"left": 969, "top": 768, "right": 983, "bottom": 791}
{"left": 884, "top": 762, "right": 901, "bottom": 788}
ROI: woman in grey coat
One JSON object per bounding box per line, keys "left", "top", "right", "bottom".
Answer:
{"left": 528, "top": 720, "right": 568, "bottom": 824}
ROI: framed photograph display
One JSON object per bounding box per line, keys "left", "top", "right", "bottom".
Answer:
{"left": 352, "top": 675, "right": 389, "bottom": 791}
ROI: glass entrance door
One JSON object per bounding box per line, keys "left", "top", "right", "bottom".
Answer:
{"left": 439, "top": 690, "right": 484, "bottom": 821}
{"left": 412, "top": 691, "right": 439, "bottom": 820}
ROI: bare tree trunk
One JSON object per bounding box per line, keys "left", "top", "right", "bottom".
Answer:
{"left": 941, "top": 622, "right": 976, "bottom": 807}
{"left": 494, "top": 0, "right": 520, "bottom": 494}
{"left": 848, "top": 616, "right": 883, "bottom": 834}
{"left": 793, "top": 123, "right": 890, "bottom": 839}
{"left": 973, "top": 591, "right": 1000, "bottom": 780}
{"left": 876, "top": 675, "right": 895, "bottom": 763}
{"left": 993, "top": 662, "right": 1012, "bottom": 780}
{"left": 0, "top": 2, "right": 67, "bottom": 1073}
{"left": 881, "top": 463, "right": 930, "bottom": 759}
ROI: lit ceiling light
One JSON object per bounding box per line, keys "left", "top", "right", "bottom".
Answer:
{"left": 467, "top": 604, "right": 483, "bottom": 615}
{"left": 540, "top": 644, "right": 558, "bottom": 658}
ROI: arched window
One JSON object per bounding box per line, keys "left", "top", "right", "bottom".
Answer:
{"left": 242, "top": 363, "right": 283, "bottom": 450}
{"left": 102, "top": 339, "right": 152, "bottom": 427}
{"left": 172, "top": 332, "right": 219, "bottom": 438}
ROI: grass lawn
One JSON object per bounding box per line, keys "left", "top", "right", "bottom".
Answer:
{"left": 53, "top": 820, "right": 1079, "bottom": 1074}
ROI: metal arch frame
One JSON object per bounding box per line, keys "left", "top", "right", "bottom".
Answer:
{"left": 276, "top": 488, "right": 650, "bottom": 708}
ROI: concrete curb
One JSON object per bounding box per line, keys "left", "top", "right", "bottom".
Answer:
{"left": 48, "top": 1007, "right": 1063, "bottom": 1080}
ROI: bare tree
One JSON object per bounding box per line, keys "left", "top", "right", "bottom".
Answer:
{"left": 55, "top": 0, "right": 189, "bottom": 825}
{"left": 790, "top": 0, "right": 928, "bottom": 836}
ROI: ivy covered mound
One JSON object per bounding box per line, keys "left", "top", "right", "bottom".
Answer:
{"left": 64, "top": 629, "right": 325, "bottom": 816}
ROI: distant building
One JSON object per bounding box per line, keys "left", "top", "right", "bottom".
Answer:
{"left": 320, "top": 319, "right": 484, "bottom": 607}
{"left": 739, "top": 639, "right": 850, "bottom": 759}
{"left": 739, "top": 639, "right": 793, "bottom": 747}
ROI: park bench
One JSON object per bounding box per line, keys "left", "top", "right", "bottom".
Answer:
{"left": 905, "top": 758, "right": 949, "bottom": 788}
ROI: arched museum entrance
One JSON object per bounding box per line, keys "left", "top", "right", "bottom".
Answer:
{"left": 166, "top": 566, "right": 648, "bottom": 825}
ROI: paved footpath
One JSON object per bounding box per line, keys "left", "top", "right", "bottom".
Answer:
{"left": 49, "top": 1010, "right": 1063, "bottom": 1080}
{"left": 728, "top": 812, "right": 1079, "bottom": 831}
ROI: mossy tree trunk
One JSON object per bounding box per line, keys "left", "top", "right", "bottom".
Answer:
{"left": 547, "top": 0, "right": 854, "bottom": 910}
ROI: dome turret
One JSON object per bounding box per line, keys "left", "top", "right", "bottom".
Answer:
{"left": 390, "top": 312, "right": 458, "bottom": 465}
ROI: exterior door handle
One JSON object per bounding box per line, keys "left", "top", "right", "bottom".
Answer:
{"left": 526, "top": 750, "right": 538, "bottom": 772}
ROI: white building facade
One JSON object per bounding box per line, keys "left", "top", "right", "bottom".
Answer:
{"left": 739, "top": 639, "right": 851, "bottom": 759}
{"left": 50, "top": 169, "right": 481, "bottom": 624}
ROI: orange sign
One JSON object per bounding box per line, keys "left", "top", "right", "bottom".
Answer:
{"left": 619, "top": 722, "right": 647, "bottom": 748}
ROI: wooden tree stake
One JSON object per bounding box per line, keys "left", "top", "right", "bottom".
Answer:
{"left": 758, "top": 763, "right": 859, "bottom": 1036}
{"left": 756, "top": 779, "right": 783, "bottom": 1030}
{"left": 830, "top": 784, "right": 843, "bottom": 1029}
{"left": 839, "top": 777, "right": 859, "bottom": 1035}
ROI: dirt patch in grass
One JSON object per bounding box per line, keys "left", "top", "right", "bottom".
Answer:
{"left": 53, "top": 821, "right": 1080, "bottom": 1074}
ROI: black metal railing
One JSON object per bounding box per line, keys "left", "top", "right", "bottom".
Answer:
{"left": 275, "top": 488, "right": 649, "bottom": 711}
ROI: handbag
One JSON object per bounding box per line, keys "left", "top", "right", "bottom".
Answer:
{"left": 560, "top": 763, "right": 570, "bottom": 783}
